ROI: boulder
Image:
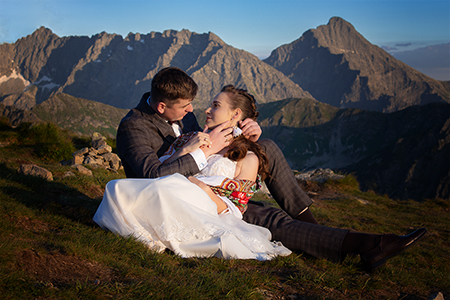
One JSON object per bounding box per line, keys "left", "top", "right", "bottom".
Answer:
{"left": 71, "top": 164, "right": 93, "bottom": 176}
{"left": 295, "top": 168, "right": 344, "bottom": 183}
{"left": 18, "top": 164, "right": 53, "bottom": 181}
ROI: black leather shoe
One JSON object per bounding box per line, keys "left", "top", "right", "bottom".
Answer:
{"left": 360, "top": 228, "right": 427, "bottom": 272}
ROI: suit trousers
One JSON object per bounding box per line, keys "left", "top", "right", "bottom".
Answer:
{"left": 243, "top": 203, "right": 348, "bottom": 262}
{"left": 258, "top": 139, "right": 313, "bottom": 217}
{"left": 251, "top": 139, "right": 348, "bottom": 262}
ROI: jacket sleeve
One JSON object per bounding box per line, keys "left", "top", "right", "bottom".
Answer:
{"left": 117, "top": 114, "right": 201, "bottom": 179}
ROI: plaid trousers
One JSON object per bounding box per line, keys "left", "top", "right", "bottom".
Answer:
{"left": 244, "top": 139, "right": 348, "bottom": 262}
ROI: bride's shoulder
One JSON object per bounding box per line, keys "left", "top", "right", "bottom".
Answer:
{"left": 237, "top": 152, "right": 258, "bottom": 168}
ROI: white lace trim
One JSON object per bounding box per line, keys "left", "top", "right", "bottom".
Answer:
{"left": 153, "top": 215, "right": 286, "bottom": 255}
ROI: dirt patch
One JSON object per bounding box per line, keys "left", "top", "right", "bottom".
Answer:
{"left": 16, "top": 249, "right": 116, "bottom": 287}
{"left": 297, "top": 179, "right": 344, "bottom": 202}
{"left": 15, "top": 216, "right": 51, "bottom": 233}
{"left": 85, "top": 184, "right": 105, "bottom": 199}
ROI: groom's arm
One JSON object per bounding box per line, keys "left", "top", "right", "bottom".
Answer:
{"left": 117, "top": 116, "right": 202, "bottom": 179}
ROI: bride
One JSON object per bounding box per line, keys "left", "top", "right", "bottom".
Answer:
{"left": 93, "top": 85, "right": 292, "bottom": 260}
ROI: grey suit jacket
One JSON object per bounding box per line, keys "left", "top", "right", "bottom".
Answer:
{"left": 116, "top": 92, "right": 202, "bottom": 178}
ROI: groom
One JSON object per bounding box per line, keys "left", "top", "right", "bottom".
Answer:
{"left": 116, "top": 67, "right": 426, "bottom": 269}
{"left": 117, "top": 67, "right": 317, "bottom": 222}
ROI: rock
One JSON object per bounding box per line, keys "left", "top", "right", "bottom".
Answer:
{"left": 87, "top": 148, "right": 99, "bottom": 156}
{"left": 71, "top": 164, "right": 93, "bottom": 176}
{"left": 428, "top": 292, "right": 445, "bottom": 300}
{"left": 72, "top": 154, "right": 84, "bottom": 165}
{"left": 96, "top": 144, "right": 112, "bottom": 155}
{"left": 355, "top": 198, "right": 370, "bottom": 205}
{"left": 62, "top": 171, "right": 76, "bottom": 178}
{"left": 295, "top": 168, "right": 344, "bottom": 183}
{"left": 67, "top": 132, "right": 122, "bottom": 173}
{"left": 92, "top": 132, "right": 107, "bottom": 149}
{"left": 83, "top": 156, "right": 104, "bottom": 166}
{"left": 18, "top": 164, "right": 53, "bottom": 181}
{"left": 101, "top": 152, "right": 121, "bottom": 171}
{"left": 72, "top": 147, "right": 89, "bottom": 156}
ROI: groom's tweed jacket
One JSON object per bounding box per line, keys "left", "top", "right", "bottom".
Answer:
{"left": 116, "top": 93, "right": 348, "bottom": 262}
{"left": 117, "top": 92, "right": 202, "bottom": 179}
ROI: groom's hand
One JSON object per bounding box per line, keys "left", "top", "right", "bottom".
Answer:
{"left": 201, "top": 122, "right": 232, "bottom": 157}
{"left": 239, "top": 119, "right": 262, "bottom": 142}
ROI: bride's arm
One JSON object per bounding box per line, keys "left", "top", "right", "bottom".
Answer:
{"left": 162, "top": 132, "right": 210, "bottom": 164}
{"left": 187, "top": 152, "right": 259, "bottom": 215}
{"left": 188, "top": 176, "right": 228, "bottom": 214}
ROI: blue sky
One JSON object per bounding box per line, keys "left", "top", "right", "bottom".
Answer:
{"left": 1, "top": 0, "right": 449, "bottom": 79}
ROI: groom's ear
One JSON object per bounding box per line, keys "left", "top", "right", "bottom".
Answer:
{"left": 156, "top": 102, "right": 166, "bottom": 115}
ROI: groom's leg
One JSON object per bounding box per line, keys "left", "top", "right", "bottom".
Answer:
{"left": 258, "top": 139, "right": 313, "bottom": 217}
{"left": 244, "top": 203, "right": 348, "bottom": 262}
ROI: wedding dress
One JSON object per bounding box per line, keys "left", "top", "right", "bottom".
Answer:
{"left": 93, "top": 154, "right": 291, "bottom": 260}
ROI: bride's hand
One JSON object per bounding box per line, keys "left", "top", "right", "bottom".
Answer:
{"left": 180, "top": 132, "right": 211, "bottom": 153}
{"left": 201, "top": 122, "right": 233, "bottom": 157}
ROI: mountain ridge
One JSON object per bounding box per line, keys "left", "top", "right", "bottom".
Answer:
{"left": 264, "top": 17, "right": 449, "bottom": 112}
{"left": 258, "top": 99, "right": 450, "bottom": 200}
{"left": 0, "top": 27, "right": 311, "bottom": 110}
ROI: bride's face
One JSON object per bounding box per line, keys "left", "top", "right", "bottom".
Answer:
{"left": 204, "top": 92, "right": 238, "bottom": 130}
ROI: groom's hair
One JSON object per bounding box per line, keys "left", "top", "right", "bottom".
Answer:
{"left": 150, "top": 67, "right": 198, "bottom": 107}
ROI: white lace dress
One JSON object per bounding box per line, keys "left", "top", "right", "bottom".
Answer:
{"left": 93, "top": 154, "right": 291, "bottom": 260}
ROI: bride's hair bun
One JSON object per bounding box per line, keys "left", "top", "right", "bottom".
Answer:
{"left": 220, "top": 85, "right": 259, "bottom": 121}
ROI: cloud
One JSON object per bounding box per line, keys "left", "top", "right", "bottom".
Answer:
{"left": 392, "top": 44, "right": 450, "bottom": 81}
{"left": 381, "top": 45, "right": 398, "bottom": 52}
{"left": 395, "top": 43, "right": 412, "bottom": 47}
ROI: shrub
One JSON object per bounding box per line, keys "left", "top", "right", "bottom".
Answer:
{"left": 19, "top": 122, "right": 75, "bottom": 162}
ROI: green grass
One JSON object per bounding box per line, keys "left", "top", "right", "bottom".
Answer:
{"left": 0, "top": 121, "right": 449, "bottom": 299}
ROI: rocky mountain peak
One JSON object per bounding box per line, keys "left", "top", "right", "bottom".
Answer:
{"left": 311, "top": 16, "right": 368, "bottom": 54}
{"left": 29, "top": 26, "right": 58, "bottom": 41}
{"left": 264, "top": 17, "right": 449, "bottom": 112}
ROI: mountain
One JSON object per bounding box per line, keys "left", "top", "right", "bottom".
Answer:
{"left": 0, "top": 27, "right": 311, "bottom": 110}
{"left": 258, "top": 99, "right": 450, "bottom": 200}
{"left": 31, "top": 93, "right": 128, "bottom": 138}
{"left": 264, "top": 17, "right": 450, "bottom": 112}
{"left": 0, "top": 93, "right": 127, "bottom": 138}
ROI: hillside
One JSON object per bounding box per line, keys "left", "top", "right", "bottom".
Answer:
{"left": 258, "top": 100, "right": 450, "bottom": 200}
{"left": 0, "top": 119, "right": 448, "bottom": 299}
{"left": 264, "top": 17, "right": 450, "bottom": 112}
{"left": 31, "top": 93, "right": 128, "bottom": 138}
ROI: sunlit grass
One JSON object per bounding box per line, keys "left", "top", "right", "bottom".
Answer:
{"left": 0, "top": 122, "right": 448, "bottom": 299}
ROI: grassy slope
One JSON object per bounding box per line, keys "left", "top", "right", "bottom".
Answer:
{"left": 0, "top": 121, "right": 449, "bottom": 299}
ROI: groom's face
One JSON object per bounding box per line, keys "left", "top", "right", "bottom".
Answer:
{"left": 160, "top": 98, "right": 194, "bottom": 121}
